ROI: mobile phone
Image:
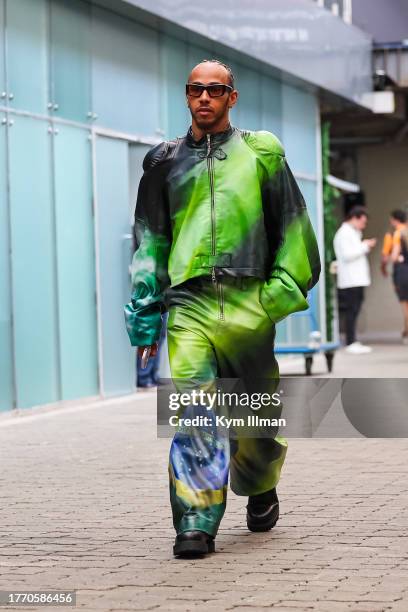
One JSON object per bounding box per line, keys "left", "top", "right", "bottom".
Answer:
{"left": 141, "top": 346, "right": 152, "bottom": 369}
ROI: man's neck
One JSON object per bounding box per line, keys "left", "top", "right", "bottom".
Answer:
{"left": 191, "top": 120, "right": 231, "bottom": 142}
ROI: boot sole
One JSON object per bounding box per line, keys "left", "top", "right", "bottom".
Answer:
{"left": 173, "top": 538, "right": 215, "bottom": 557}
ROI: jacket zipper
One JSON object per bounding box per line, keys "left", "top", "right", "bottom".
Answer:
{"left": 207, "top": 134, "right": 224, "bottom": 321}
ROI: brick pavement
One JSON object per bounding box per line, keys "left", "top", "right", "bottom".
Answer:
{"left": 0, "top": 393, "right": 408, "bottom": 612}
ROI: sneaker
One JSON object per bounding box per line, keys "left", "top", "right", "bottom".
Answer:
{"left": 402, "top": 332, "right": 408, "bottom": 345}
{"left": 345, "top": 342, "right": 372, "bottom": 354}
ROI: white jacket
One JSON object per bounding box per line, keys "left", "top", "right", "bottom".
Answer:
{"left": 333, "top": 222, "right": 371, "bottom": 289}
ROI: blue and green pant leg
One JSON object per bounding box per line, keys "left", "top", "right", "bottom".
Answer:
{"left": 166, "top": 276, "right": 288, "bottom": 537}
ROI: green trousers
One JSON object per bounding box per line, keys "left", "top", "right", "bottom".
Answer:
{"left": 166, "top": 275, "right": 288, "bottom": 536}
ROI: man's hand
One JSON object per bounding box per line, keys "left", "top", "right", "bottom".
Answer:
{"left": 137, "top": 343, "right": 158, "bottom": 359}
{"left": 380, "top": 261, "right": 388, "bottom": 277}
{"left": 380, "top": 255, "right": 389, "bottom": 277}
{"left": 363, "top": 238, "right": 377, "bottom": 250}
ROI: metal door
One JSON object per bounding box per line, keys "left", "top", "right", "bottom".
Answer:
{"left": 53, "top": 124, "right": 98, "bottom": 400}
{"left": 94, "top": 135, "right": 150, "bottom": 395}
{"left": 8, "top": 116, "right": 59, "bottom": 408}
{"left": 0, "top": 111, "right": 13, "bottom": 411}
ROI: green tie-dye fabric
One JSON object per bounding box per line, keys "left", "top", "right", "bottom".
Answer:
{"left": 125, "top": 126, "right": 320, "bottom": 346}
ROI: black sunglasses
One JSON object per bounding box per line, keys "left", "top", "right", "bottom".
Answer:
{"left": 186, "top": 83, "right": 233, "bottom": 98}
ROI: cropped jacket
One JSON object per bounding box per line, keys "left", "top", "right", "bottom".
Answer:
{"left": 125, "top": 125, "right": 321, "bottom": 346}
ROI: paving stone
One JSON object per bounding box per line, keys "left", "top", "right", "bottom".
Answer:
{"left": 0, "top": 393, "right": 407, "bottom": 611}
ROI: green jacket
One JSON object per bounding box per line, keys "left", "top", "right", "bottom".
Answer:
{"left": 125, "top": 125, "right": 321, "bottom": 346}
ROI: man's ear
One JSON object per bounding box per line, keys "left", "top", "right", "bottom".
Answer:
{"left": 229, "top": 89, "right": 239, "bottom": 109}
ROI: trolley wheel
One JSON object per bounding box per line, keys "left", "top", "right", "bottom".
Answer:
{"left": 325, "top": 351, "right": 334, "bottom": 373}
{"left": 305, "top": 355, "right": 313, "bottom": 376}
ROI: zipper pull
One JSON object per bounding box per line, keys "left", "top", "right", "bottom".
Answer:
{"left": 211, "top": 267, "right": 216, "bottom": 283}
{"left": 206, "top": 133, "right": 211, "bottom": 157}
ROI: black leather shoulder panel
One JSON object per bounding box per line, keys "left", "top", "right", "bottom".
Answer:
{"left": 143, "top": 137, "right": 185, "bottom": 171}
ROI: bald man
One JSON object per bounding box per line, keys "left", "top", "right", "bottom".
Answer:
{"left": 125, "top": 59, "right": 320, "bottom": 557}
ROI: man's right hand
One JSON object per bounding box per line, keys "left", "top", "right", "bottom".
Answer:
{"left": 137, "top": 343, "right": 158, "bottom": 358}
{"left": 363, "top": 238, "right": 377, "bottom": 250}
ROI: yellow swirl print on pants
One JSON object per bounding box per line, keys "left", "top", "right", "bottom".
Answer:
{"left": 166, "top": 276, "right": 288, "bottom": 537}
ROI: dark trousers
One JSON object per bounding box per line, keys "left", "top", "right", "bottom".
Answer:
{"left": 337, "top": 286, "right": 365, "bottom": 345}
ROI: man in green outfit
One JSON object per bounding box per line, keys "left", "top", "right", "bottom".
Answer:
{"left": 125, "top": 59, "right": 320, "bottom": 557}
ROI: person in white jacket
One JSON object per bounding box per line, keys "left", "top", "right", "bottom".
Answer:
{"left": 333, "top": 206, "right": 376, "bottom": 354}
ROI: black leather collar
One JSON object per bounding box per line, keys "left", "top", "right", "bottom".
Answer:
{"left": 186, "top": 124, "right": 235, "bottom": 149}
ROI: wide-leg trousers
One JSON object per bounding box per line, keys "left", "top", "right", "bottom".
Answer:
{"left": 166, "top": 275, "right": 288, "bottom": 536}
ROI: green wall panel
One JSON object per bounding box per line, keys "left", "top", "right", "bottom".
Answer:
{"left": 160, "top": 34, "right": 189, "bottom": 140}
{"left": 282, "top": 83, "right": 318, "bottom": 176}
{"left": 234, "top": 63, "right": 261, "bottom": 131}
{"left": 188, "top": 43, "right": 213, "bottom": 69}
{"left": 298, "top": 179, "right": 319, "bottom": 236}
{"left": 95, "top": 136, "right": 135, "bottom": 396}
{"left": 0, "top": 0, "right": 5, "bottom": 100}
{"left": 288, "top": 311, "right": 314, "bottom": 344}
{"left": 53, "top": 125, "right": 98, "bottom": 400}
{"left": 298, "top": 179, "right": 321, "bottom": 332}
{"left": 50, "top": 0, "right": 91, "bottom": 122}
{"left": 275, "top": 321, "right": 288, "bottom": 345}
{"left": 0, "top": 1, "right": 324, "bottom": 407}
{"left": 0, "top": 115, "right": 14, "bottom": 411}
{"left": 6, "top": 0, "right": 48, "bottom": 114}
{"left": 9, "top": 116, "right": 59, "bottom": 408}
{"left": 92, "top": 6, "right": 161, "bottom": 136}
{"left": 276, "top": 86, "right": 322, "bottom": 344}
{"left": 277, "top": 179, "right": 321, "bottom": 345}
{"left": 261, "top": 74, "right": 282, "bottom": 139}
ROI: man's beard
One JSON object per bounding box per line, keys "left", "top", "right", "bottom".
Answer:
{"left": 191, "top": 101, "right": 229, "bottom": 129}
{"left": 194, "top": 115, "right": 218, "bottom": 129}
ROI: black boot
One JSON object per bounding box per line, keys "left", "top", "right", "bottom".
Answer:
{"left": 173, "top": 530, "right": 215, "bottom": 557}
{"left": 246, "top": 488, "right": 279, "bottom": 532}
